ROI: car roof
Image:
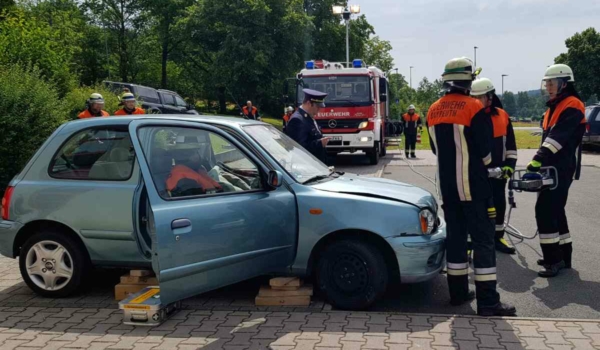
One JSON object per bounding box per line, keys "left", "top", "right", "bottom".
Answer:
{"left": 61, "top": 115, "right": 263, "bottom": 132}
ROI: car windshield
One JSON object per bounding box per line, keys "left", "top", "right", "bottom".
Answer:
{"left": 298, "top": 75, "right": 371, "bottom": 106}
{"left": 243, "top": 124, "right": 330, "bottom": 184}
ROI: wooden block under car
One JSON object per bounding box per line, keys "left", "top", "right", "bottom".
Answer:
{"left": 258, "top": 285, "right": 313, "bottom": 297}
{"left": 255, "top": 295, "right": 310, "bottom": 306}
{"left": 120, "top": 274, "right": 159, "bottom": 285}
{"left": 115, "top": 284, "right": 148, "bottom": 301}
{"left": 269, "top": 277, "right": 303, "bottom": 289}
{"left": 130, "top": 269, "right": 153, "bottom": 277}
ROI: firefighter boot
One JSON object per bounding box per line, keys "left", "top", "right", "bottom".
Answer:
{"left": 538, "top": 260, "right": 566, "bottom": 278}
{"left": 478, "top": 302, "right": 517, "bottom": 317}
{"left": 405, "top": 152, "right": 410, "bottom": 158}
{"left": 495, "top": 237, "right": 516, "bottom": 255}
{"left": 450, "top": 290, "right": 475, "bottom": 306}
{"left": 411, "top": 152, "right": 416, "bottom": 159}
{"left": 537, "top": 259, "right": 571, "bottom": 269}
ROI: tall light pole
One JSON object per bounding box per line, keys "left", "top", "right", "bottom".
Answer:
{"left": 409, "top": 66, "right": 414, "bottom": 89}
{"left": 332, "top": 5, "right": 361, "bottom": 68}
{"left": 474, "top": 46, "right": 478, "bottom": 67}
{"left": 502, "top": 74, "right": 508, "bottom": 97}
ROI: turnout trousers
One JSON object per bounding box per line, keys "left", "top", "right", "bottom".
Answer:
{"left": 490, "top": 178, "right": 508, "bottom": 240}
{"left": 535, "top": 172, "right": 574, "bottom": 266}
{"left": 405, "top": 133, "right": 417, "bottom": 155}
{"left": 443, "top": 200, "right": 500, "bottom": 308}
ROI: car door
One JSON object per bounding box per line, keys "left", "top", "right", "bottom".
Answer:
{"left": 128, "top": 119, "right": 298, "bottom": 305}
{"left": 159, "top": 93, "right": 179, "bottom": 114}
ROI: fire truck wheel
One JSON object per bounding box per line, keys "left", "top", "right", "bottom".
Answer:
{"left": 316, "top": 239, "right": 388, "bottom": 310}
{"left": 368, "top": 142, "right": 380, "bottom": 165}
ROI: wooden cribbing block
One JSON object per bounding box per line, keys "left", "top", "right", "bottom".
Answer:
{"left": 120, "top": 274, "right": 158, "bottom": 285}
{"left": 269, "top": 277, "right": 302, "bottom": 289}
{"left": 130, "top": 269, "right": 153, "bottom": 277}
{"left": 258, "top": 285, "right": 313, "bottom": 297}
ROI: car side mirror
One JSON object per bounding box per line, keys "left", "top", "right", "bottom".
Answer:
{"left": 268, "top": 170, "right": 283, "bottom": 188}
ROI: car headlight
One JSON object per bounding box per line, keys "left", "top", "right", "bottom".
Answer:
{"left": 419, "top": 209, "right": 436, "bottom": 235}
{"left": 358, "top": 121, "right": 368, "bottom": 129}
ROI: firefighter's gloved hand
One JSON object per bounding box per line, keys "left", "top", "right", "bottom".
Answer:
{"left": 502, "top": 166, "right": 514, "bottom": 179}
{"left": 527, "top": 160, "right": 541, "bottom": 173}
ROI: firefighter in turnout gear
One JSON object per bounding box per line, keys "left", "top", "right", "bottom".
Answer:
{"left": 402, "top": 104, "right": 422, "bottom": 158}
{"left": 428, "top": 57, "right": 516, "bottom": 316}
{"left": 286, "top": 89, "right": 330, "bottom": 164}
{"left": 78, "top": 93, "right": 109, "bottom": 118}
{"left": 471, "top": 77, "right": 518, "bottom": 255}
{"left": 114, "top": 93, "right": 145, "bottom": 115}
{"left": 528, "top": 64, "right": 586, "bottom": 278}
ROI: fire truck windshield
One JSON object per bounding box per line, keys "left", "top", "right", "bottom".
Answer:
{"left": 298, "top": 76, "right": 371, "bottom": 106}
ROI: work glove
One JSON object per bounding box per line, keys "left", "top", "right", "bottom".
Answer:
{"left": 502, "top": 166, "right": 514, "bottom": 180}
{"left": 526, "top": 160, "right": 541, "bottom": 173}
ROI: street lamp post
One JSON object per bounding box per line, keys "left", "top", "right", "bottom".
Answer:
{"left": 409, "top": 66, "right": 414, "bottom": 89}
{"left": 474, "top": 46, "right": 478, "bottom": 67}
{"left": 332, "top": 5, "right": 361, "bottom": 68}
{"left": 502, "top": 74, "right": 508, "bottom": 96}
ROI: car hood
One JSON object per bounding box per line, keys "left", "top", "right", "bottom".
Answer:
{"left": 311, "top": 174, "right": 437, "bottom": 210}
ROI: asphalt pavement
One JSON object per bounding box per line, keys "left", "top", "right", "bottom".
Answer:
{"left": 373, "top": 160, "right": 600, "bottom": 319}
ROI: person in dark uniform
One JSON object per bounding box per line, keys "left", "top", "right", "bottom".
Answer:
{"left": 402, "top": 104, "right": 422, "bottom": 158}
{"left": 471, "top": 77, "right": 518, "bottom": 255}
{"left": 528, "top": 64, "right": 586, "bottom": 278}
{"left": 286, "top": 89, "right": 330, "bottom": 164}
{"left": 428, "top": 57, "right": 516, "bottom": 316}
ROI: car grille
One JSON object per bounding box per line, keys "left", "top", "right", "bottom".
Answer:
{"left": 317, "top": 119, "right": 367, "bottom": 130}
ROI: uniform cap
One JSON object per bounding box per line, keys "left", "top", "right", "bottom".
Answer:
{"left": 303, "top": 88, "right": 328, "bottom": 107}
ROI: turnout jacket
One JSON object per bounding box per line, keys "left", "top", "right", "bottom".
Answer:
{"left": 427, "top": 93, "right": 493, "bottom": 203}
{"left": 487, "top": 108, "right": 517, "bottom": 169}
{"left": 534, "top": 93, "right": 586, "bottom": 178}
{"left": 402, "top": 113, "right": 422, "bottom": 135}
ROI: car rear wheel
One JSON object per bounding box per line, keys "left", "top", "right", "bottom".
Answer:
{"left": 316, "top": 239, "right": 388, "bottom": 310}
{"left": 19, "top": 230, "right": 89, "bottom": 298}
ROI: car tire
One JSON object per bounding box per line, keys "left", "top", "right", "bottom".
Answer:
{"left": 316, "top": 239, "right": 388, "bottom": 310}
{"left": 19, "top": 230, "right": 90, "bottom": 298}
{"left": 368, "top": 142, "right": 380, "bottom": 165}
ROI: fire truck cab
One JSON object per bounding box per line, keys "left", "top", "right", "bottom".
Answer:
{"left": 288, "top": 59, "right": 389, "bottom": 165}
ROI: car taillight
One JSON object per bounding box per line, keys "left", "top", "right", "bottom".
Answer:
{"left": 1, "top": 186, "right": 14, "bottom": 220}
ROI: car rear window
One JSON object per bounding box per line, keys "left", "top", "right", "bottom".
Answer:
{"left": 49, "top": 127, "right": 135, "bottom": 181}
{"left": 136, "top": 87, "right": 160, "bottom": 104}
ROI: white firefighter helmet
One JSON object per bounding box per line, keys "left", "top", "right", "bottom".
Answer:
{"left": 88, "top": 93, "right": 105, "bottom": 104}
{"left": 442, "top": 57, "right": 474, "bottom": 82}
{"left": 543, "top": 64, "right": 574, "bottom": 82}
{"left": 286, "top": 106, "right": 294, "bottom": 112}
{"left": 408, "top": 104, "right": 415, "bottom": 111}
{"left": 470, "top": 78, "right": 495, "bottom": 96}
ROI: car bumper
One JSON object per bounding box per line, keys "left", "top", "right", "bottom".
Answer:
{"left": 583, "top": 135, "right": 600, "bottom": 144}
{"left": 386, "top": 217, "right": 446, "bottom": 283}
{"left": 0, "top": 220, "right": 22, "bottom": 258}
{"left": 323, "top": 131, "right": 376, "bottom": 150}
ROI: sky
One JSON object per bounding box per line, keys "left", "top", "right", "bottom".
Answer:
{"left": 357, "top": 0, "right": 600, "bottom": 93}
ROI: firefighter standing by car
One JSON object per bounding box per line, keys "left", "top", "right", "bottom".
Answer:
{"left": 402, "top": 105, "right": 422, "bottom": 158}
{"left": 78, "top": 93, "right": 109, "bottom": 118}
{"left": 286, "top": 89, "right": 330, "bottom": 164}
{"left": 470, "top": 77, "right": 518, "bottom": 255}
{"left": 241, "top": 101, "right": 261, "bottom": 120}
{"left": 527, "top": 64, "right": 586, "bottom": 278}
{"left": 114, "top": 93, "right": 146, "bottom": 115}
{"left": 427, "top": 57, "right": 516, "bottom": 316}
{"left": 282, "top": 106, "right": 294, "bottom": 133}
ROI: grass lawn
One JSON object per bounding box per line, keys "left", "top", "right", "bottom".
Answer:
{"left": 261, "top": 117, "right": 283, "bottom": 131}
{"left": 386, "top": 130, "right": 540, "bottom": 151}
{"left": 512, "top": 121, "right": 541, "bottom": 128}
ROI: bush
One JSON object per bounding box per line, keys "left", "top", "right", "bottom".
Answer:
{"left": 63, "top": 84, "right": 121, "bottom": 120}
{"left": 0, "top": 64, "right": 67, "bottom": 193}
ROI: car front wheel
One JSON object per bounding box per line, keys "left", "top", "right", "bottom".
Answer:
{"left": 19, "top": 230, "right": 89, "bottom": 298}
{"left": 316, "top": 239, "right": 388, "bottom": 310}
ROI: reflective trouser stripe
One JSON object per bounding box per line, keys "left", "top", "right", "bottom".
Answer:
{"left": 540, "top": 233, "right": 560, "bottom": 244}
{"left": 495, "top": 225, "right": 504, "bottom": 232}
{"left": 543, "top": 137, "right": 562, "bottom": 153}
{"left": 559, "top": 233, "right": 572, "bottom": 245}
{"left": 474, "top": 274, "right": 497, "bottom": 282}
{"left": 447, "top": 268, "right": 469, "bottom": 276}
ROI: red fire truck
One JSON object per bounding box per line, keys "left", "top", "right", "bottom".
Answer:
{"left": 286, "top": 59, "right": 390, "bottom": 165}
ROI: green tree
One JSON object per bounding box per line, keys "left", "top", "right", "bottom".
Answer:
{"left": 555, "top": 28, "right": 600, "bottom": 101}
{"left": 516, "top": 91, "right": 531, "bottom": 118}
{"left": 502, "top": 91, "right": 517, "bottom": 116}
{"left": 364, "top": 36, "right": 393, "bottom": 72}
